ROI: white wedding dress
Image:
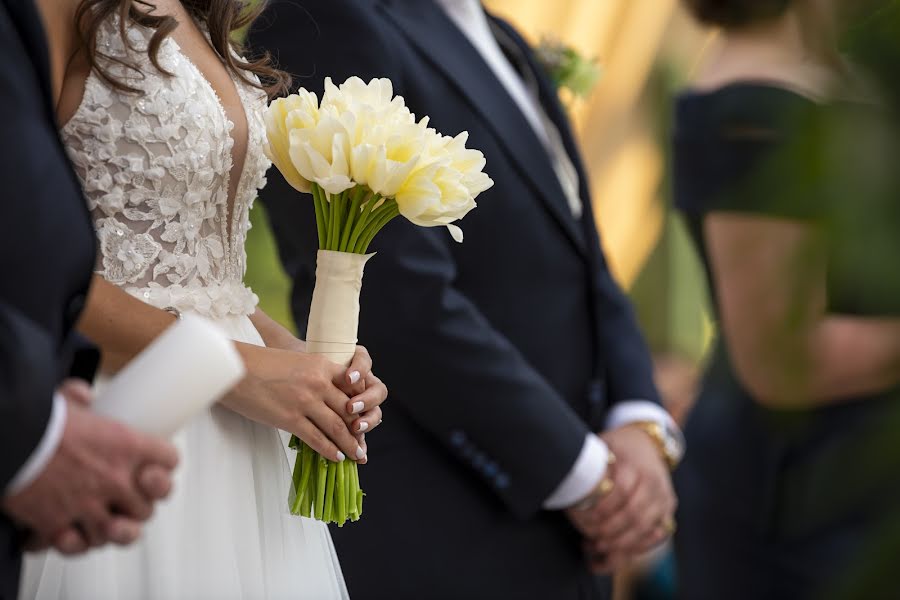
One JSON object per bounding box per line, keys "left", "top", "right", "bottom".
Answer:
{"left": 20, "top": 16, "right": 348, "bottom": 600}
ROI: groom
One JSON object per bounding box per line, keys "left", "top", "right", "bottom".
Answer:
{"left": 251, "top": 1, "right": 683, "bottom": 597}
{"left": 0, "top": 0, "right": 179, "bottom": 596}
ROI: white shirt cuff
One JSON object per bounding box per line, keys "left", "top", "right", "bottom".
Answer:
{"left": 605, "top": 399, "right": 677, "bottom": 432}
{"left": 542, "top": 434, "right": 609, "bottom": 510}
{"left": 4, "top": 393, "right": 67, "bottom": 497}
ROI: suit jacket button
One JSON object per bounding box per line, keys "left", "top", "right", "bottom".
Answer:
{"left": 460, "top": 443, "right": 475, "bottom": 460}
{"left": 473, "top": 452, "right": 488, "bottom": 472}
{"left": 587, "top": 380, "right": 605, "bottom": 405}
{"left": 450, "top": 430, "right": 466, "bottom": 447}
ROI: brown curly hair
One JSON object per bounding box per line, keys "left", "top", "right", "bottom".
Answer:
{"left": 683, "top": 0, "right": 793, "bottom": 27}
{"left": 75, "top": 0, "right": 290, "bottom": 97}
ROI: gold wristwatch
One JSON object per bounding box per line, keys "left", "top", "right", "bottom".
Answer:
{"left": 631, "top": 420, "right": 684, "bottom": 470}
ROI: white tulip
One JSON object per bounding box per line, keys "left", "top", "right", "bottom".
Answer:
{"left": 264, "top": 76, "right": 493, "bottom": 242}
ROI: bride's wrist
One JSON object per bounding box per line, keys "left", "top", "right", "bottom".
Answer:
{"left": 226, "top": 342, "right": 265, "bottom": 402}
{"left": 285, "top": 338, "right": 307, "bottom": 353}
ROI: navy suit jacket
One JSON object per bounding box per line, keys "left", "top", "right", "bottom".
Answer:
{"left": 0, "top": 0, "right": 96, "bottom": 596}
{"left": 250, "top": 2, "right": 660, "bottom": 598}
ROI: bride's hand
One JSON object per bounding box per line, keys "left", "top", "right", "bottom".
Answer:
{"left": 340, "top": 346, "right": 387, "bottom": 459}
{"left": 224, "top": 344, "right": 369, "bottom": 463}
{"left": 246, "top": 310, "right": 387, "bottom": 437}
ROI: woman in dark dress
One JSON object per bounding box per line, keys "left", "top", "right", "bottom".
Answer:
{"left": 672, "top": 1, "right": 900, "bottom": 598}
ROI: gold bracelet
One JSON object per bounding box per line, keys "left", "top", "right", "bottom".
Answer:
{"left": 631, "top": 421, "right": 680, "bottom": 470}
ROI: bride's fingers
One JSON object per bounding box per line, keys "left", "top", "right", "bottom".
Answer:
{"left": 343, "top": 346, "right": 373, "bottom": 395}
{"left": 292, "top": 417, "right": 348, "bottom": 463}
{"left": 354, "top": 433, "right": 368, "bottom": 465}
{"left": 345, "top": 373, "right": 387, "bottom": 416}
{"left": 352, "top": 407, "right": 382, "bottom": 434}
{"left": 307, "top": 405, "right": 367, "bottom": 462}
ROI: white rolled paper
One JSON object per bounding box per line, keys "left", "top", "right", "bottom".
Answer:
{"left": 306, "top": 250, "right": 374, "bottom": 366}
{"left": 93, "top": 314, "right": 246, "bottom": 437}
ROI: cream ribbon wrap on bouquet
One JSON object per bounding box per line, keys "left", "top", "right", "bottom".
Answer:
{"left": 306, "top": 250, "right": 374, "bottom": 367}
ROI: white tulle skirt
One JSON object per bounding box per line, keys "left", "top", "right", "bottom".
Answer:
{"left": 20, "top": 314, "right": 349, "bottom": 600}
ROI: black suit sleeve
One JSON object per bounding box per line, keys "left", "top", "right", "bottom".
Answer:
{"left": 364, "top": 223, "right": 591, "bottom": 519}
{"left": 0, "top": 301, "right": 57, "bottom": 492}
{"left": 592, "top": 239, "right": 663, "bottom": 408}
{"left": 250, "top": 0, "right": 590, "bottom": 518}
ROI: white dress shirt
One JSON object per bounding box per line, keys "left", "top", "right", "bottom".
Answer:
{"left": 436, "top": 0, "right": 680, "bottom": 510}
{"left": 4, "top": 393, "right": 67, "bottom": 496}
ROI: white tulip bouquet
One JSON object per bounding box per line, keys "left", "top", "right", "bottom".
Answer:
{"left": 264, "top": 77, "right": 493, "bottom": 526}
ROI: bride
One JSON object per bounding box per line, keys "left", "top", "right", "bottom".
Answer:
{"left": 21, "top": 0, "right": 387, "bottom": 597}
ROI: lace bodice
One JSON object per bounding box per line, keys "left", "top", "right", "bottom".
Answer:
{"left": 62, "top": 17, "right": 270, "bottom": 319}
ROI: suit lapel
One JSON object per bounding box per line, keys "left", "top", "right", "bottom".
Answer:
{"left": 378, "top": 0, "right": 588, "bottom": 257}
{"left": 490, "top": 17, "right": 593, "bottom": 212}
{"left": 489, "top": 16, "right": 604, "bottom": 252}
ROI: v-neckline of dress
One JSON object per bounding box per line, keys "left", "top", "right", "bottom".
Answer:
{"left": 165, "top": 31, "right": 253, "bottom": 276}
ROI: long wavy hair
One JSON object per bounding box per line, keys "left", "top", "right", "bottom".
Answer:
{"left": 75, "top": 0, "right": 290, "bottom": 97}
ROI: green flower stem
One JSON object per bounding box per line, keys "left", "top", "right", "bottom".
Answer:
{"left": 323, "top": 461, "right": 337, "bottom": 522}
{"left": 335, "top": 458, "right": 347, "bottom": 526}
{"left": 343, "top": 461, "right": 352, "bottom": 521}
{"left": 288, "top": 440, "right": 364, "bottom": 524}
{"left": 312, "top": 185, "right": 327, "bottom": 249}
{"left": 353, "top": 205, "right": 391, "bottom": 253}
{"left": 338, "top": 187, "right": 365, "bottom": 252}
{"left": 324, "top": 189, "right": 332, "bottom": 249}
{"left": 346, "top": 191, "right": 379, "bottom": 252}
{"left": 314, "top": 454, "right": 328, "bottom": 521}
{"left": 289, "top": 447, "right": 305, "bottom": 514}
{"left": 300, "top": 445, "right": 315, "bottom": 517}
{"left": 356, "top": 202, "right": 400, "bottom": 253}
{"left": 328, "top": 191, "right": 341, "bottom": 250}
{"left": 347, "top": 463, "right": 359, "bottom": 521}
{"left": 319, "top": 187, "right": 330, "bottom": 248}
{"left": 291, "top": 441, "right": 311, "bottom": 515}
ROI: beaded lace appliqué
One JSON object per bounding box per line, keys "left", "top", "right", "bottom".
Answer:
{"left": 62, "top": 18, "right": 270, "bottom": 318}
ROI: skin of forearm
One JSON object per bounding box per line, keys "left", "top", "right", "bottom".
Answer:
{"left": 248, "top": 309, "right": 305, "bottom": 352}
{"left": 77, "top": 276, "right": 178, "bottom": 372}
{"left": 740, "top": 315, "right": 900, "bottom": 407}
{"left": 805, "top": 317, "right": 900, "bottom": 401}
{"left": 78, "top": 276, "right": 280, "bottom": 384}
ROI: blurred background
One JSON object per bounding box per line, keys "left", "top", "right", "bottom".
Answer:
{"left": 244, "top": 6, "right": 716, "bottom": 595}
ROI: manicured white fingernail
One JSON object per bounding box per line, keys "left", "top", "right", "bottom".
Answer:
{"left": 351, "top": 401, "right": 365, "bottom": 414}
{"left": 349, "top": 371, "right": 361, "bottom": 384}
{"left": 355, "top": 446, "right": 366, "bottom": 460}
{"left": 358, "top": 421, "right": 369, "bottom": 432}
{"left": 336, "top": 451, "right": 346, "bottom": 462}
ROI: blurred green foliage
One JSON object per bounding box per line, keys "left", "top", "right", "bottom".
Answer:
{"left": 628, "top": 60, "right": 712, "bottom": 365}
{"left": 245, "top": 202, "right": 296, "bottom": 332}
